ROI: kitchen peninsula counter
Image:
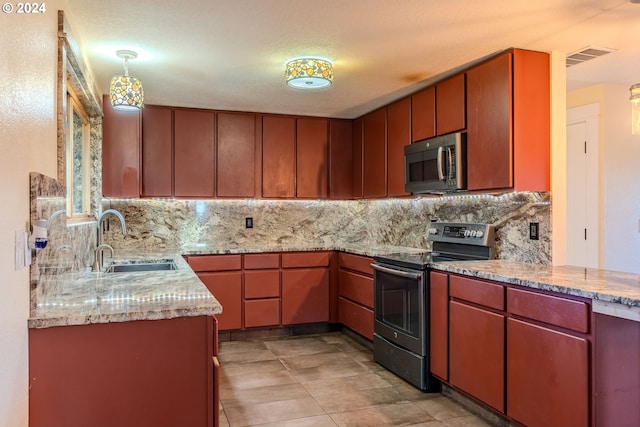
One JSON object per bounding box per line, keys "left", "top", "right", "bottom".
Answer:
{"left": 29, "top": 244, "right": 427, "bottom": 329}
{"left": 431, "top": 259, "right": 640, "bottom": 311}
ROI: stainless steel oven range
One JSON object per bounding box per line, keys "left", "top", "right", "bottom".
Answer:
{"left": 372, "top": 222, "right": 496, "bottom": 391}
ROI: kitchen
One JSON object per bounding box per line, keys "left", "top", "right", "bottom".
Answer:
{"left": 3, "top": 1, "right": 640, "bottom": 426}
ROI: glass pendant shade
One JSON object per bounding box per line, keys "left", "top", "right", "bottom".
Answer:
{"left": 110, "top": 50, "right": 144, "bottom": 111}
{"left": 631, "top": 83, "right": 640, "bottom": 135}
{"left": 285, "top": 57, "right": 333, "bottom": 89}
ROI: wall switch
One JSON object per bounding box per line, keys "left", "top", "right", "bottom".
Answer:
{"left": 245, "top": 217, "right": 253, "bottom": 229}
{"left": 529, "top": 222, "right": 539, "bottom": 240}
{"left": 15, "top": 230, "right": 29, "bottom": 270}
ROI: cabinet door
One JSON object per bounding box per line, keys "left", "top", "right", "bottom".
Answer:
{"left": 429, "top": 271, "right": 448, "bottom": 381}
{"left": 362, "top": 108, "right": 387, "bottom": 198}
{"left": 436, "top": 73, "right": 466, "bottom": 135}
{"left": 198, "top": 271, "right": 242, "bottom": 331}
{"left": 507, "top": 318, "right": 588, "bottom": 427}
{"left": 449, "top": 301, "right": 505, "bottom": 412}
{"left": 244, "top": 299, "right": 280, "bottom": 328}
{"left": 102, "top": 95, "right": 140, "bottom": 197}
{"left": 141, "top": 106, "right": 172, "bottom": 197}
{"left": 217, "top": 112, "right": 256, "bottom": 197}
{"left": 281, "top": 268, "right": 329, "bottom": 325}
{"left": 466, "top": 52, "right": 512, "bottom": 191}
{"left": 386, "top": 97, "right": 411, "bottom": 197}
{"left": 338, "top": 297, "right": 373, "bottom": 340}
{"left": 174, "top": 109, "right": 215, "bottom": 197}
{"left": 329, "top": 119, "right": 353, "bottom": 199}
{"left": 352, "top": 118, "right": 364, "bottom": 198}
{"left": 411, "top": 86, "right": 436, "bottom": 142}
{"left": 262, "top": 115, "right": 296, "bottom": 198}
{"left": 297, "top": 118, "right": 328, "bottom": 198}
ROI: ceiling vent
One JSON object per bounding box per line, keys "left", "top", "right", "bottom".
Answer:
{"left": 566, "top": 46, "right": 616, "bottom": 67}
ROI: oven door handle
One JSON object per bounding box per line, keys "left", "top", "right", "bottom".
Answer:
{"left": 371, "top": 263, "right": 423, "bottom": 280}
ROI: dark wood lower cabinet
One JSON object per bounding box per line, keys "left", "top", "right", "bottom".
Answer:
{"left": 433, "top": 271, "right": 593, "bottom": 427}
{"left": 507, "top": 318, "right": 589, "bottom": 427}
{"left": 429, "top": 271, "right": 449, "bottom": 381}
{"left": 198, "top": 272, "right": 242, "bottom": 331}
{"left": 29, "top": 316, "right": 216, "bottom": 427}
{"left": 449, "top": 301, "right": 505, "bottom": 412}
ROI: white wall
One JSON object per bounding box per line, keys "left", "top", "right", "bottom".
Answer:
{"left": 568, "top": 84, "right": 640, "bottom": 274}
{"left": 0, "top": 2, "right": 68, "bottom": 425}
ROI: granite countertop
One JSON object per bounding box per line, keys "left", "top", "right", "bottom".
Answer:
{"left": 29, "top": 244, "right": 428, "bottom": 329}
{"left": 28, "top": 252, "right": 221, "bottom": 329}
{"left": 431, "top": 260, "right": 640, "bottom": 309}
{"left": 30, "top": 244, "right": 640, "bottom": 329}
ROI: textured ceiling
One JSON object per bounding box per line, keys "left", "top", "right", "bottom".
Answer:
{"left": 66, "top": 0, "right": 640, "bottom": 119}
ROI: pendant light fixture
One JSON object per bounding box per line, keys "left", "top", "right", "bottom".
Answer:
{"left": 285, "top": 57, "right": 333, "bottom": 89}
{"left": 630, "top": 83, "right": 640, "bottom": 135}
{"left": 110, "top": 50, "right": 144, "bottom": 111}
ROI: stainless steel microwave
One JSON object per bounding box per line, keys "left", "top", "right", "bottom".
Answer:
{"left": 404, "top": 132, "right": 466, "bottom": 194}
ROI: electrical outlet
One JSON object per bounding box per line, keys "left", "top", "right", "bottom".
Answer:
{"left": 529, "top": 222, "right": 539, "bottom": 240}
{"left": 245, "top": 217, "right": 253, "bottom": 229}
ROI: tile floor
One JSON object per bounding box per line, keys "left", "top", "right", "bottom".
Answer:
{"left": 218, "top": 332, "right": 492, "bottom": 427}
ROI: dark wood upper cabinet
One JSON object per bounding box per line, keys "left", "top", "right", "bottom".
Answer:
{"left": 329, "top": 119, "right": 353, "bottom": 199}
{"left": 296, "top": 118, "right": 328, "bottom": 199}
{"left": 102, "top": 95, "right": 141, "bottom": 198}
{"left": 141, "top": 106, "right": 172, "bottom": 197}
{"left": 436, "top": 73, "right": 466, "bottom": 135}
{"left": 362, "top": 108, "right": 387, "bottom": 198}
{"left": 262, "top": 115, "right": 296, "bottom": 198}
{"left": 387, "top": 97, "right": 411, "bottom": 197}
{"left": 173, "top": 109, "right": 215, "bottom": 197}
{"left": 411, "top": 86, "right": 436, "bottom": 142}
{"left": 466, "top": 49, "right": 549, "bottom": 192}
{"left": 217, "top": 112, "right": 256, "bottom": 198}
{"left": 352, "top": 118, "right": 364, "bottom": 199}
{"left": 466, "top": 53, "right": 512, "bottom": 191}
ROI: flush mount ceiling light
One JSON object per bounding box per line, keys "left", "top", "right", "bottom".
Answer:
{"left": 285, "top": 57, "right": 333, "bottom": 89}
{"left": 110, "top": 50, "right": 144, "bottom": 111}
{"left": 630, "top": 83, "right": 640, "bottom": 135}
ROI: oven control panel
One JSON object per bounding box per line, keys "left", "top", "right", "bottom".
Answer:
{"left": 427, "top": 222, "right": 495, "bottom": 246}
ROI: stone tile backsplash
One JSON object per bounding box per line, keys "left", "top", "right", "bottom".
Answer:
{"left": 102, "top": 192, "right": 551, "bottom": 264}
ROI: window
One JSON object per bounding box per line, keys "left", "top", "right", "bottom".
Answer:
{"left": 66, "top": 89, "right": 91, "bottom": 219}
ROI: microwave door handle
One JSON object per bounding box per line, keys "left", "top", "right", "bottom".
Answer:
{"left": 447, "top": 146, "right": 453, "bottom": 180}
{"left": 437, "top": 146, "right": 445, "bottom": 181}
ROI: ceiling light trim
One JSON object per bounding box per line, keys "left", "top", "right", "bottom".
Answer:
{"left": 285, "top": 57, "right": 334, "bottom": 89}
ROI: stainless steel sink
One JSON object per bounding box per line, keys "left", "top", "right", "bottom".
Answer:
{"left": 105, "top": 261, "right": 177, "bottom": 273}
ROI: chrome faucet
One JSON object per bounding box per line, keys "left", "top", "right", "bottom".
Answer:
{"left": 96, "top": 209, "right": 127, "bottom": 270}
{"left": 92, "top": 244, "right": 114, "bottom": 272}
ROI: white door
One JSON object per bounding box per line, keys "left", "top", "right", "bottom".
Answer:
{"left": 566, "top": 104, "right": 599, "bottom": 268}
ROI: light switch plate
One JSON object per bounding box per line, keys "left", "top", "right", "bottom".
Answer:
{"left": 15, "top": 231, "right": 25, "bottom": 270}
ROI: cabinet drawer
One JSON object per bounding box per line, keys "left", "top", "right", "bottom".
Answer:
{"left": 450, "top": 275, "right": 504, "bottom": 310}
{"left": 338, "top": 270, "right": 373, "bottom": 309}
{"left": 507, "top": 288, "right": 589, "bottom": 333}
{"left": 244, "top": 270, "right": 280, "bottom": 299}
{"left": 338, "top": 252, "right": 373, "bottom": 276}
{"left": 186, "top": 255, "right": 241, "bottom": 272}
{"left": 282, "top": 251, "right": 331, "bottom": 268}
{"left": 244, "top": 299, "right": 280, "bottom": 328}
{"left": 338, "top": 297, "right": 373, "bottom": 340}
{"left": 244, "top": 253, "right": 280, "bottom": 269}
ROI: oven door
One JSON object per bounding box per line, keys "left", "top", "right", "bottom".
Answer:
{"left": 372, "top": 262, "right": 426, "bottom": 356}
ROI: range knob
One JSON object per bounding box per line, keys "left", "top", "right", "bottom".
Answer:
{"left": 476, "top": 230, "right": 484, "bottom": 238}
{"left": 428, "top": 228, "right": 438, "bottom": 235}
{"left": 464, "top": 230, "right": 472, "bottom": 237}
